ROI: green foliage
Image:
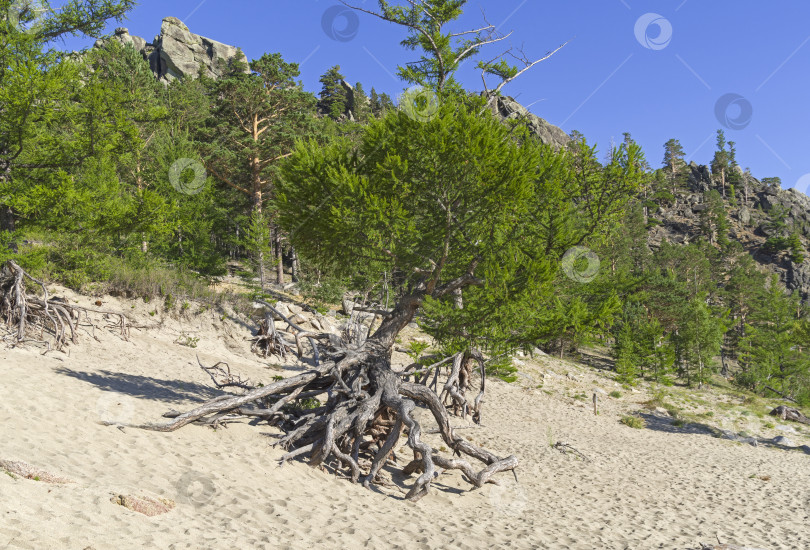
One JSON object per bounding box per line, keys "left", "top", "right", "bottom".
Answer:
{"left": 296, "top": 273, "right": 345, "bottom": 311}
{"left": 485, "top": 355, "right": 518, "bottom": 383}
{"left": 176, "top": 334, "right": 199, "bottom": 348}
{"left": 620, "top": 415, "right": 645, "bottom": 429}
{"left": 352, "top": 82, "right": 373, "bottom": 122}
{"left": 279, "top": 95, "right": 545, "bottom": 306}
{"left": 674, "top": 297, "right": 728, "bottom": 388}
{"left": 318, "top": 65, "right": 348, "bottom": 120}
{"left": 369, "top": 87, "right": 394, "bottom": 117}
{"left": 405, "top": 341, "right": 430, "bottom": 364}
{"left": 736, "top": 275, "right": 809, "bottom": 401}
{"left": 699, "top": 190, "right": 730, "bottom": 248}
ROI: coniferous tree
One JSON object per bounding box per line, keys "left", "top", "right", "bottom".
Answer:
{"left": 352, "top": 82, "right": 372, "bottom": 122}
{"left": 699, "top": 190, "right": 729, "bottom": 248}
{"left": 675, "top": 297, "right": 727, "bottom": 388}
{"left": 738, "top": 275, "right": 807, "bottom": 399}
{"left": 369, "top": 87, "right": 394, "bottom": 117}
{"left": 711, "top": 129, "right": 730, "bottom": 197}
{"left": 662, "top": 138, "right": 686, "bottom": 194}
{"left": 0, "top": 0, "right": 135, "bottom": 239}
{"left": 203, "top": 53, "right": 316, "bottom": 286}
{"left": 318, "top": 65, "right": 348, "bottom": 120}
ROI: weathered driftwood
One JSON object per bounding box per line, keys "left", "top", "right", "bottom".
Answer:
{"left": 769, "top": 405, "right": 810, "bottom": 425}
{"left": 0, "top": 260, "right": 128, "bottom": 350}
{"left": 107, "top": 288, "right": 518, "bottom": 501}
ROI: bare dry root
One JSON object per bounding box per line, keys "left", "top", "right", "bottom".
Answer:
{"left": 118, "top": 338, "right": 517, "bottom": 502}
{"left": 1, "top": 260, "right": 129, "bottom": 350}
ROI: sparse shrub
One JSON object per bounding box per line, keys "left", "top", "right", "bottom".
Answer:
{"left": 621, "top": 415, "right": 645, "bottom": 429}
{"left": 175, "top": 334, "right": 199, "bottom": 348}
{"left": 609, "top": 390, "right": 622, "bottom": 398}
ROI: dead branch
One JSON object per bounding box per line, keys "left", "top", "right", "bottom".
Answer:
{"left": 1, "top": 260, "right": 129, "bottom": 350}
{"left": 253, "top": 299, "right": 320, "bottom": 365}
{"left": 197, "top": 356, "right": 253, "bottom": 390}
{"left": 553, "top": 441, "right": 590, "bottom": 462}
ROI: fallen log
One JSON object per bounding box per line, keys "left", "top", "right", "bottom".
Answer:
{"left": 769, "top": 405, "right": 810, "bottom": 425}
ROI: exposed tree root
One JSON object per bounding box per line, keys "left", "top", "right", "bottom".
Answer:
{"left": 0, "top": 260, "right": 129, "bottom": 350}
{"left": 108, "top": 330, "right": 518, "bottom": 501}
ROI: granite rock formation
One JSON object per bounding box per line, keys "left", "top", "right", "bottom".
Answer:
{"left": 94, "top": 17, "right": 247, "bottom": 82}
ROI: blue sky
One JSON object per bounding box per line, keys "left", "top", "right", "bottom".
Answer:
{"left": 55, "top": 1, "right": 810, "bottom": 195}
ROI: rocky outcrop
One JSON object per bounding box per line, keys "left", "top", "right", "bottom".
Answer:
{"left": 485, "top": 94, "right": 570, "bottom": 149}
{"left": 647, "top": 162, "right": 810, "bottom": 303}
{"left": 95, "top": 17, "right": 247, "bottom": 82}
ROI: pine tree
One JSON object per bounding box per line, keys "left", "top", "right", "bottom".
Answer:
{"left": 318, "top": 65, "right": 348, "bottom": 120}
{"left": 711, "top": 129, "right": 730, "bottom": 197}
{"left": 662, "top": 138, "right": 686, "bottom": 194}
{"left": 352, "top": 82, "right": 372, "bottom": 122}
{"left": 675, "top": 297, "right": 727, "bottom": 388}
{"left": 204, "top": 53, "right": 315, "bottom": 286}
{"left": 738, "top": 275, "right": 807, "bottom": 398}
{"left": 369, "top": 87, "right": 393, "bottom": 117}
{"left": 0, "top": 0, "right": 135, "bottom": 240}
{"left": 699, "top": 190, "right": 729, "bottom": 248}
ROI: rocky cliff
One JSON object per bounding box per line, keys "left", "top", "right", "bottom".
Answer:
{"left": 485, "top": 94, "right": 570, "bottom": 149}
{"left": 94, "top": 17, "right": 247, "bottom": 82}
{"left": 648, "top": 163, "right": 810, "bottom": 302}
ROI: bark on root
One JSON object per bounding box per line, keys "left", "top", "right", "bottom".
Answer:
{"left": 113, "top": 336, "right": 517, "bottom": 501}
{"left": 0, "top": 260, "right": 129, "bottom": 350}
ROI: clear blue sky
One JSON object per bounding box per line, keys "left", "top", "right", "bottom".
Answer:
{"left": 56, "top": 1, "right": 810, "bottom": 196}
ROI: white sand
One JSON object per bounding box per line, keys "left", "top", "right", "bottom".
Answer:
{"left": 1, "top": 290, "right": 809, "bottom": 549}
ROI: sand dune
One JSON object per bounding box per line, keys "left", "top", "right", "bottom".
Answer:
{"left": 1, "top": 290, "right": 809, "bottom": 549}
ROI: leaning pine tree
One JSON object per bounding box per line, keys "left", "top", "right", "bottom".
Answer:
{"left": 121, "top": 93, "right": 642, "bottom": 500}
{"left": 121, "top": 0, "right": 641, "bottom": 500}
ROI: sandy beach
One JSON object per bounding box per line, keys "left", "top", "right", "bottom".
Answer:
{"left": 1, "top": 289, "right": 809, "bottom": 550}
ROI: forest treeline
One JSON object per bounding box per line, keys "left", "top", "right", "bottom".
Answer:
{"left": 2, "top": 0, "right": 809, "bottom": 406}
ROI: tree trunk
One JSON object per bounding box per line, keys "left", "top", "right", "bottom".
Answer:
{"left": 291, "top": 246, "right": 300, "bottom": 282}
{"left": 0, "top": 205, "right": 16, "bottom": 252}
{"left": 276, "top": 231, "right": 284, "bottom": 285}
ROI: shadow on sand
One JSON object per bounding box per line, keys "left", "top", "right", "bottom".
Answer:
{"left": 55, "top": 367, "right": 221, "bottom": 404}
